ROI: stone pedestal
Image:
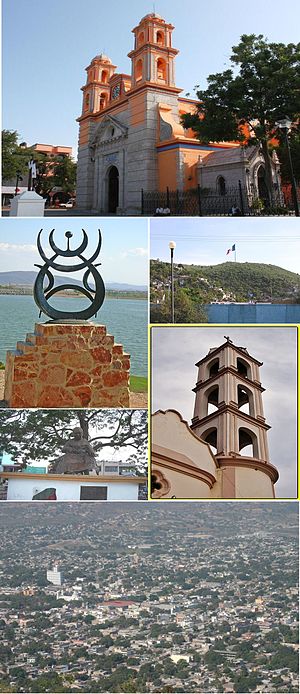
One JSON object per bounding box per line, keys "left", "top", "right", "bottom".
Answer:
{"left": 4, "top": 323, "right": 130, "bottom": 408}
{"left": 9, "top": 191, "right": 46, "bottom": 217}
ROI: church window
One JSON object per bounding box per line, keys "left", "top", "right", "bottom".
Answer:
{"left": 206, "top": 385, "right": 219, "bottom": 415}
{"left": 138, "top": 31, "right": 145, "bottom": 46}
{"left": 208, "top": 358, "right": 219, "bottom": 378}
{"left": 84, "top": 93, "right": 90, "bottom": 111}
{"left": 156, "top": 31, "right": 164, "bottom": 46}
{"left": 239, "top": 428, "right": 259, "bottom": 458}
{"left": 151, "top": 471, "right": 171, "bottom": 498}
{"left": 217, "top": 176, "right": 226, "bottom": 195}
{"left": 237, "top": 385, "right": 254, "bottom": 417}
{"left": 135, "top": 59, "right": 143, "bottom": 82}
{"left": 237, "top": 357, "right": 250, "bottom": 379}
{"left": 157, "top": 58, "right": 167, "bottom": 81}
{"left": 101, "top": 69, "right": 108, "bottom": 83}
{"left": 201, "top": 427, "right": 218, "bottom": 455}
{"left": 99, "top": 93, "right": 107, "bottom": 110}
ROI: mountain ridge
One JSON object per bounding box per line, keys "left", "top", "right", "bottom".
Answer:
{"left": 150, "top": 259, "right": 300, "bottom": 303}
{"left": 0, "top": 271, "right": 147, "bottom": 292}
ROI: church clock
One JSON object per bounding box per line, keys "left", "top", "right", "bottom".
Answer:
{"left": 112, "top": 84, "right": 120, "bottom": 100}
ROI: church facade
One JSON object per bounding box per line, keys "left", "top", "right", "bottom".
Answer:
{"left": 76, "top": 13, "right": 281, "bottom": 215}
{"left": 151, "top": 338, "right": 279, "bottom": 499}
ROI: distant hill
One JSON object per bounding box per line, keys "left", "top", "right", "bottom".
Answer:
{"left": 0, "top": 271, "right": 147, "bottom": 292}
{"left": 150, "top": 259, "right": 300, "bottom": 303}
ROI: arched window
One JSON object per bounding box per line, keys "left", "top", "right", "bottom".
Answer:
{"left": 135, "top": 59, "right": 143, "bottom": 82}
{"left": 138, "top": 31, "right": 145, "bottom": 46}
{"left": 157, "top": 58, "right": 167, "bottom": 81}
{"left": 217, "top": 176, "right": 226, "bottom": 196}
{"left": 101, "top": 70, "right": 108, "bottom": 83}
{"left": 208, "top": 358, "right": 219, "bottom": 379}
{"left": 156, "top": 31, "right": 164, "bottom": 46}
{"left": 84, "top": 93, "right": 90, "bottom": 112}
{"left": 206, "top": 385, "right": 219, "bottom": 415}
{"left": 99, "top": 93, "right": 107, "bottom": 110}
{"left": 201, "top": 427, "right": 218, "bottom": 455}
{"left": 239, "top": 428, "right": 259, "bottom": 458}
{"left": 237, "top": 357, "right": 250, "bottom": 379}
{"left": 237, "top": 385, "right": 254, "bottom": 417}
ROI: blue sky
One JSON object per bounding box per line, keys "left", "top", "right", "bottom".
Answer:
{"left": 0, "top": 218, "right": 148, "bottom": 285}
{"left": 150, "top": 218, "right": 300, "bottom": 272}
{"left": 3, "top": 0, "right": 300, "bottom": 158}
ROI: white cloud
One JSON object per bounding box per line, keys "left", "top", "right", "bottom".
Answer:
{"left": 0, "top": 243, "right": 38, "bottom": 253}
{"left": 121, "top": 247, "right": 148, "bottom": 258}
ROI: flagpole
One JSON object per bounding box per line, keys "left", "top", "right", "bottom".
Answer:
{"left": 235, "top": 246, "right": 236, "bottom": 263}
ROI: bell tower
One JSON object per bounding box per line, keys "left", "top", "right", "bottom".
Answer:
{"left": 81, "top": 53, "right": 116, "bottom": 115}
{"left": 191, "top": 337, "right": 278, "bottom": 498}
{"left": 128, "top": 13, "right": 179, "bottom": 89}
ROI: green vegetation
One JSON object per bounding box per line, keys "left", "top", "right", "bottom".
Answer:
{"left": 151, "top": 259, "right": 300, "bottom": 308}
{"left": 2, "top": 129, "right": 76, "bottom": 197}
{"left": 181, "top": 35, "right": 300, "bottom": 203}
{"left": 130, "top": 375, "right": 148, "bottom": 393}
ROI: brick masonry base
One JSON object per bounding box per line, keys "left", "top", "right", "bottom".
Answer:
{"left": 4, "top": 322, "right": 130, "bottom": 408}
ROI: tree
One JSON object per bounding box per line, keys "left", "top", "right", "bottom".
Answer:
{"left": 182, "top": 35, "right": 300, "bottom": 204}
{"left": 0, "top": 409, "right": 147, "bottom": 473}
{"left": 2, "top": 130, "right": 30, "bottom": 181}
{"left": 52, "top": 155, "right": 77, "bottom": 195}
{"left": 153, "top": 287, "right": 207, "bottom": 323}
{"left": 275, "top": 129, "right": 300, "bottom": 181}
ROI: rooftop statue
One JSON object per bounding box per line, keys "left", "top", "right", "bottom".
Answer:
{"left": 49, "top": 427, "right": 97, "bottom": 475}
{"left": 34, "top": 229, "right": 105, "bottom": 321}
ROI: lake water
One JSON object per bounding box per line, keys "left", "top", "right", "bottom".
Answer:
{"left": 0, "top": 296, "right": 148, "bottom": 376}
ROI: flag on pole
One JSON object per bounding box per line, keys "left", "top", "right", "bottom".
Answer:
{"left": 226, "top": 244, "right": 236, "bottom": 255}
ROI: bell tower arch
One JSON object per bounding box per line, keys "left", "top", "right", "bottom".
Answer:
{"left": 191, "top": 337, "right": 278, "bottom": 498}
{"left": 128, "top": 13, "right": 179, "bottom": 89}
{"left": 81, "top": 53, "right": 116, "bottom": 115}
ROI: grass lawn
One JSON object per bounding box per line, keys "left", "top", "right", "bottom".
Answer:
{"left": 130, "top": 375, "right": 148, "bottom": 393}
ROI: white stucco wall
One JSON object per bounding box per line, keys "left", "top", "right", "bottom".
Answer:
{"left": 6, "top": 477, "right": 140, "bottom": 501}
{"left": 234, "top": 467, "right": 274, "bottom": 499}
{"left": 152, "top": 410, "right": 217, "bottom": 477}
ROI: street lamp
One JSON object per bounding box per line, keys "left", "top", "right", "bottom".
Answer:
{"left": 15, "top": 170, "right": 23, "bottom": 196}
{"left": 276, "top": 117, "right": 299, "bottom": 217}
{"left": 169, "top": 241, "right": 176, "bottom": 323}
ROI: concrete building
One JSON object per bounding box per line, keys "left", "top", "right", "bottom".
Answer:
{"left": 76, "top": 12, "right": 281, "bottom": 215}
{"left": 0, "top": 471, "right": 147, "bottom": 501}
{"left": 47, "top": 565, "right": 63, "bottom": 586}
{"left": 151, "top": 338, "right": 279, "bottom": 498}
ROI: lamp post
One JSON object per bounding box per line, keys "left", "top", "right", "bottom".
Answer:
{"left": 15, "top": 170, "right": 23, "bottom": 196}
{"left": 276, "top": 117, "right": 299, "bottom": 217}
{"left": 169, "top": 241, "right": 176, "bottom": 323}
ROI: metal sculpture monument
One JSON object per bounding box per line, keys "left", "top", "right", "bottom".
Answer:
{"left": 4, "top": 227, "right": 130, "bottom": 408}
{"left": 34, "top": 229, "right": 105, "bottom": 321}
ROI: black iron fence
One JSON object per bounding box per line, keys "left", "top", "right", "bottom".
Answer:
{"left": 141, "top": 182, "right": 299, "bottom": 216}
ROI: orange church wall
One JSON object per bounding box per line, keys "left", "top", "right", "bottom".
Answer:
{"left": 181, "top": 149, "right": 199, "bottom": 189}
{"left": 158, "top": 149, "right": 178, "bottom": 190}
{"left": 129, "top": 92, "right": 146, "bottom": 126}
{"left": 78, "top": 121, "right": 91, "bottom": 146}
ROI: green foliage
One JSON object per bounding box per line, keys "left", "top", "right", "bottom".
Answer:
{"left": 181, "top": 35, "right": 300, "bottom": 197}
{"left": 1, "top": 129, "right": 76, "bottom": 195}
{"left": 2, "top": 130, "right": 30, "bottom": 181}
{"left": 51, "top": 155, "right": 77, "bottom": 194}
{"left": 151, "top": 283, "right": 208, "bottom": 323}
{"left": 275, "top": 130, "right": 300, "bottom": 181}
{"left": 130, "top": 375, "right": 148, "bottom": 392}
{"left": 151, "top": 258, "right": 300, "bottom": 306}
{"left": 0, "top": 409, "right": 147, "bottom": 473}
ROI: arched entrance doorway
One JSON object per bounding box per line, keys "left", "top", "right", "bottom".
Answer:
{"left": 257, "top": 165, "right": 269, "bottom": 206}
{"left": 107, "top": 166, "right": 119, "bottom": 213}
